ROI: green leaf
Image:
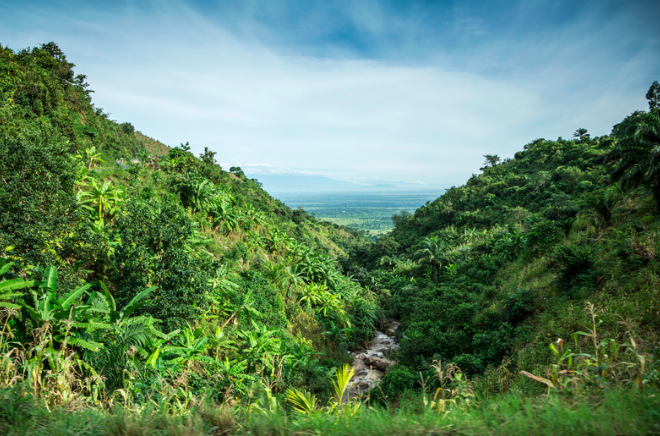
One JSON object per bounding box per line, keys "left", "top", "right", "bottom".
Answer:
{"left": 146, "top": 347, "right": 161, "bottom": 367}
{"left": 68, "top": 337, "right": 104, "bottom": 352}
{"left": 0, "top": 278, "right": 35, "bottom": 293}
{"left": 22, "top": 305, "right": 42, "bottom": 324}
{"left": 77, "top": 321, "right": 112, "bottom": 331}
{"left": 59, "top": 283, "right": 92, "bottom": 310}
{"left": 121, "top": 286, "right": 156, "bottom": 320}
{"left": 0, "top": 261, "right": 13, "bottom": 276}
{"left": 331, "top": 364, "right": 356, "bottom": 406}
{"left": 99, "top": 281, "right": 117, "bottom": 312}
{"left": 286, "top": 388, "right": 317, "bottom": 414}
{"left": 43, "top": 266, "right": 57, "bottom": 293}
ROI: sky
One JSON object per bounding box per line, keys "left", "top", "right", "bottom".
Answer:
{"left": 1, "top": 0, "right": 659, "bottom": 188}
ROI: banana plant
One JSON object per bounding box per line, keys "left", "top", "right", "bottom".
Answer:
{"left": 144, "top": 328, "right": 181, "bottom": 369}
{"left": 75, "top": 145, "right": 105, "bottom": 171}
{"left": 18, "top": 267, "right": 105, "bottom": 352}
{"left": 237, "top": 321, "right": 280, "bottom": 374}
{"left": 90, "top": 283, "right": 177, "bottom": 372}
{"left": 159, "top": 323, "right": 212, "bottom": 367}
{"left": 96, "top": 281, "right": 156, "bottom": 326}
{"left": 78, "top": 179, "right": 125, "bottom": 221}
{"left": 220, "top": 290, "right": 263, "bottom": 330}
{"left": 0, "top": 258, "right": 34, "bottom": 310}
{"left": 22, "top": 267, "right": 91, "bottom": 324}
{"left": 215, "top": 356, "right": 250, "bottom": 395}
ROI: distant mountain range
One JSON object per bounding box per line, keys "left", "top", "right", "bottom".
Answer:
{"left": 247, "top": 173, "right": 446, "bottom": 196}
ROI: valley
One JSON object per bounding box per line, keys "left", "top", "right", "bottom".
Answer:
{"left": 0, "top": 40, "right": 659, "bottom": 436}
{"left": 275, "top": 191, "right": 443, "bottom": 235}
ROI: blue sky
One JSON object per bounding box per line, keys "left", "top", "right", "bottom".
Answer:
{"left": 1, "top": 0, "right": 659, "bottom": 188}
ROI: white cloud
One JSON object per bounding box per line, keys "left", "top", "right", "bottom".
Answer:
{"left": 1, "top": 0, "right": 658, "bottom": 187}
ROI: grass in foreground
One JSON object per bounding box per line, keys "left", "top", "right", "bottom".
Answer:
{"left": 1, "top": 388, "right": 658, "bottom": 436}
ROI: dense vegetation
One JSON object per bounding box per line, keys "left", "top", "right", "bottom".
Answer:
{"left": 0, "top": 42, "right": 658, "bottom": 434}
{"left": 343, "top": 88, "right": 660, "bottom": 403}
{"left": 0, "top": 40, "right": 379, "bottom": 416}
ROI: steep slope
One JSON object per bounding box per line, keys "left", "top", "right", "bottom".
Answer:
{"left": 346, "top": 108, "right": 660, "bottom": 395}
{"left": 0, "top": 42, "right": 377, "bottom": 403}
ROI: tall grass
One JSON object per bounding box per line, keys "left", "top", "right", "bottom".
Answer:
{"left": 1, "top": 386, "right": 658, "bottom": 435}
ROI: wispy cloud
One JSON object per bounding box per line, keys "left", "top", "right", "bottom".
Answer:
{"left": 1, "top": 0, "right": 658, "bottom": 186}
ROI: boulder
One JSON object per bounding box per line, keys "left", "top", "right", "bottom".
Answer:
{"left": 364, "top": 356, "right": 393, "bottom": 371}
{"left": 357, "top": 381, "right": 370, "bottom": 390}
{"left": 367, "top": 351, "right": 385, "bottom": 359}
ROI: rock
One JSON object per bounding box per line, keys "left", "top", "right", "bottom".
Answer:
{"left": 348, "top": 319, "right": 400, "bottom": 394}
{"left": 364, "top": 356, "right": 393, "bottom": 371}
{"left": 367, "top": 351, "right": 385, "bottom": 359}
{"left": 357, "top": 381, "right": 370, "bottom": 390}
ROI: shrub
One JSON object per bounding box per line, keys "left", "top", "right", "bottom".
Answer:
{"left": 379, "top": 365, "right": 419, "bottom": 399}
{"left": 110, "top": 201, "right": 213, "bottom": 329}
{"left": 525, "top": 219, "right": 564, "bottom": 257}
{"left": 452, "top": 354, "right": 484, "bottom": 376}
{"left": 552, "top": 244, "right": 599, "bottom": 294}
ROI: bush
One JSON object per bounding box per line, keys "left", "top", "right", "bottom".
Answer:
{"left": 501, "top": 288, "right": 535, "bottom": 325}
{"left": 553, "top": 244, "right": 599, "bottom": 294}
{"left": 110, "top": 201, "right": 213, "bottom": 329}
{"left": 452, "top": 354, "right": 484, "bottom": 376}
{"left": 379, "top": 365, "right": 419, "bottom": 399}
{"left": 525, "top": 219, "right": 564, "bottom": 257}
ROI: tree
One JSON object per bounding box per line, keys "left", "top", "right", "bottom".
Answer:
{"left": 200, "top": 147, "right": 217, "bottom": 167}
{"left": 414, "top": 236, "right": 446, "bottom": 281}
{"left": 647, "top": 81, "right": 660, "bottom": 110}
{"left": 609, "top": 109, "right": 660, "bottom": 211}
{"left": 119, "top": 122, "right": 135, "bottom": 135}
{"left": 482, "top": 154, "right": 501, "bottom": 168}
{"left": 573, "top": 128, "right": 589, "bottom": 140}
{"left": 109, "top": 202, "right": 213, "bottom": 329}
{"left": 0, "top": 131, "right": 79, "bottom": 264}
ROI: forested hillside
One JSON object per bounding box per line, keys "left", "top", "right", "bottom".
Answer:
{"left": 0, "top": 42, "right": 659, "bottom": 435}
{"left": 0, "top": 41, "right": 379, "bottom": 412}
{"left": 345, "top": 87, "right": 660, "bottom": 399}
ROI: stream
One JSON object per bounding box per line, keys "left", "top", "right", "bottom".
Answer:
{"left": 347, "top": 320, "right": 400, "bottom": 396}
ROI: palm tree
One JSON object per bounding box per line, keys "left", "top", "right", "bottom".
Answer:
{"left": 573, "top": 128, "right": 589, "bottom": 140}
{"left": 414, "top": 236, "right": 446, "bottom": 281}
{"left": 609, "top": 110, "right": 660, "bottom": 211}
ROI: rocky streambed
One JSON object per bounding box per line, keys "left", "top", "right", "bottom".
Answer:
{"left": 348, "top": 320, "right": 399, "bottom": 396}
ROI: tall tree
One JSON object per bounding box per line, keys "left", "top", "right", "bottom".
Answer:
{"left": 609, "top": 109, "right": 660, "bottom": 210}
{"left": 646, "top": 80, "right": 660, "bottom": 110}
{"left": 573, "top": 128, "right": 589, "bottom": 140}
{"left": 482, "top": 154, "right": 501, "bottom": 168}
{"left": 414, "top": 236, "right": 445, "bottom": 281}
